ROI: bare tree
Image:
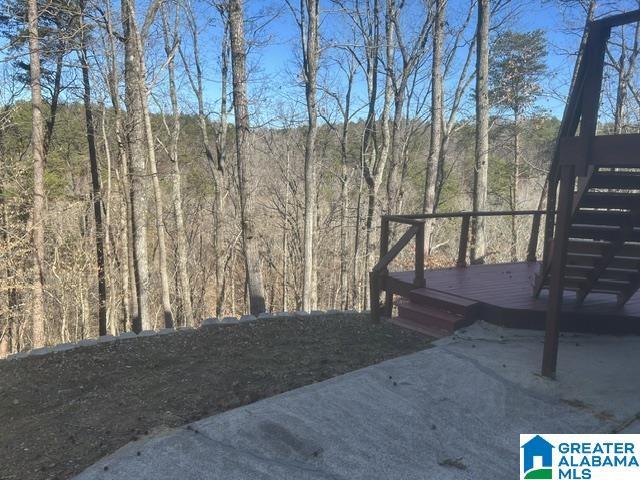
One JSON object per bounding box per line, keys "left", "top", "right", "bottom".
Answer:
{"left": 179, "top": 0, "right": 227, "bottom": 316}
{"left": 384, "top": 1, "right": 431, "bottom": 215}
{"left": 161, "top": 4, "right": 193, "bottom": 326}
{"left": 227, "top": 0, "right": 266, "bottom": 314}
{"left": 471, "top": 0, "right": 490, "bottom": 264}
{"left": 423, "top": 0, "right": 444, "bottom": 251}
{"left": 320, "top": 50, "right": 358, "bottom": 309}
{"left": 333, "top": 0, "right": 382, "bottom": 307}
{"left": 0, "top": 84, "right": 21, "bottom": 354}
{"left": 77, "top": 0, "right": 108, "bottom": 336}
{"left": 121, "top": 0, "right": 152, "bottom": 331}
{"left": 606, "top": 17, "right": 640, "bottom": 133}
{"left": 136, "top": 24, "right": 175, "bottom": 329}
{"left": 435, "top": 0, "right": 476, "bottom": 208}
{"left": 288, "top": 0, "right": 320, "bottom": 311}
{"left": 337, "top": 0, "right": 393, "bottom": 307}
{"left": 98, "top": 0, "right": 138, "bottom": 328}
{"left": 27, "top": 0, "right": 46, "bottom": 347}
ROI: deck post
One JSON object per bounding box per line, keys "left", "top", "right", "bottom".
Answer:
{"left": 379, "top": 217, "right": 393, "bottom": 318}
{"left": 542, "top": 165, "right": 575, "bottom": 378}
{"left": 383, "top": 289, "right": 393, "bottom": 317}
{"left": 526, "top": 211, "right": 542, "bottom": 262}
{"left": 457, "top": 215, "right": 471, "bottom": 267}
{"left": 380, "top": 217, "right": 390, "bottom": 262}
{"left": 369, "top": 271, "right": 381, "bottom": 323}
{"left": 414, "top": 222, "right": 426, "bottom": 287}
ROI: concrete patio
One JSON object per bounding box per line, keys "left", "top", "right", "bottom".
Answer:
{"left": 74, "top": 321, "right": 640, "bottom": 479}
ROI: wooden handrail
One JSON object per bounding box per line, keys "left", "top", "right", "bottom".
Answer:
{"left": 591, "top": 8, "right": 640, "bottom": 29}
{"left": 384, "top": 215, "right": 430, "bottom": 225}
{"left": 383, "top": 209, "right": 550, "bottom": 220}
{"left": 370, "top": 209, "right": 550, "bottom": 322}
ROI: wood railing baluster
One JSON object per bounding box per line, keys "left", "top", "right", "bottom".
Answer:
{"left": 540, "top": 181, "right": 558, "bottom": 275}
{"left": 527, "top": 211, "right": 542, "bottom": 262}
{"left": 380, "top": 217, "right": 391, "bottom": 317}
{"left": 457, "top": 215, "right": 471, "bottom": 267}
{"left": 369, "top": 271, "right": 381, "bottom": 323}
{"left": 380, "top": 218, "right": 390, "bottom": 275}
{"left": 414, "top": 222, "right": 425, "bottom": 287}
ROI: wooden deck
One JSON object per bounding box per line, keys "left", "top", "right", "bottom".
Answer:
{"left": 386, "top": 262, "right": 640, "bottom": 334}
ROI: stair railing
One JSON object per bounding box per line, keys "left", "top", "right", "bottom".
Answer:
{"left": 370, "top": 210, "right": 551, "bottom": 322}
{"left": 536, "top": 10, "right": 640, "bottom": 298}
{"left": 370, "top": 217, "right": 426, "bottom": 323}
{"left": 538, "top": 10, "right": 640, "bottom": 377}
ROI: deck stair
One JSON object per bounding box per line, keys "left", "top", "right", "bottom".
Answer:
{"left": 391, "top": 288, "right": 481, "bottom": 338}
{"left": 535, "top": 167, "right": 640, "bottom": 306}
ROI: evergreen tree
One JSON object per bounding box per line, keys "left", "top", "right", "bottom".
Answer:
{"left": 490, "top": 29, "right": 547, "bottom": 260}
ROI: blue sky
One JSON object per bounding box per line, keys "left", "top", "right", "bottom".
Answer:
{"left": 3, "top": 0, "right": 636, "bottom": 124}
{"left": 173, "top": 0, "right": 611, "bottom": 125}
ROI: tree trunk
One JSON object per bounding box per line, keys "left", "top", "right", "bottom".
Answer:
{"left": 423, "top": 0, "right": 445, "bottom": 253}
{"left": 162, "top": 8, "right": 193, "bottom": 326}
{"left": 122, "top": 0, "right": 151, "bottom": 331}
{"left": 614, "top": 51, "right": 627, "bottom": 134}
{"left": 339, "top": 76, "right": 353, "bottom": 308}
{"left": 99, "top": 103, "right": 119, "bottom": 334}
{"left": 44, "top": 51, "right": 63, "bottom": 158}
{"left": 213, "top": 21, "right": 228, "bottom": 316}
{"left": 612, "top": 20, "right": 639, "bottom": 136}
{"left": 78, "top": 0, "right": 108, "bottom": 336}
{"left": 301, "top": 0, "right": 319, "bottom": 312}
{"left": 27, "top": 0, "right": 46, "bottom": 347}
{"left": 103, "top": 0, "right": 136, "bottom": 329}
{"left": 471, "top": 0, "right": 490, "bottom": 264}
{"left": 122, "top": 148, "right": 138, "bottom": 328}
{"left": 386, "top": 88, "right": 403, "bottom": 214}
{"left": 282, "top": 151, "right": 290, "bottom": 312}
{"left": 511, "top": 109, "right": 520, "bottom": 262}
{"left": 363, "top": 0, "right": 391, "bottom": 308}
{"left": 136, "top": 36, "right": 174, "bottom": 328}
{"left": 0, "top": 181, "right": 12, "bottom": 355}
{"left": 352, "top": 168, "right": 365, "bottom": 310}
{"left": 228, "top": 0, "right": 266, "bottom": 314}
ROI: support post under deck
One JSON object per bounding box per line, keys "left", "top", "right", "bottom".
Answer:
{"left": 542, "top": 165, "right": 575, "bottom": 378}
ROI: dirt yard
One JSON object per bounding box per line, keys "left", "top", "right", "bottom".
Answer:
{"left": 0, "top": 313, "right": 433, "bottom": 480}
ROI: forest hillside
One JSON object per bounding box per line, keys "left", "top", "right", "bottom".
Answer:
{"left": 1, "top": 0, "right": 637, "bottom": 353}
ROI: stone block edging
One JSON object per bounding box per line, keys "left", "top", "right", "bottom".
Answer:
{"left": 3, "top": 310, "right": 363, "bottom": 361}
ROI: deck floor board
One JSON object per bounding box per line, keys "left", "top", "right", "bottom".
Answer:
{"left": 387, "top": 262, "right": 640, "bottom": 332}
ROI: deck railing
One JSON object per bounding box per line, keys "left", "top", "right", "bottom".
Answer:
{"left": 370, "top": 210, "right": 551, "bottom": 322}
